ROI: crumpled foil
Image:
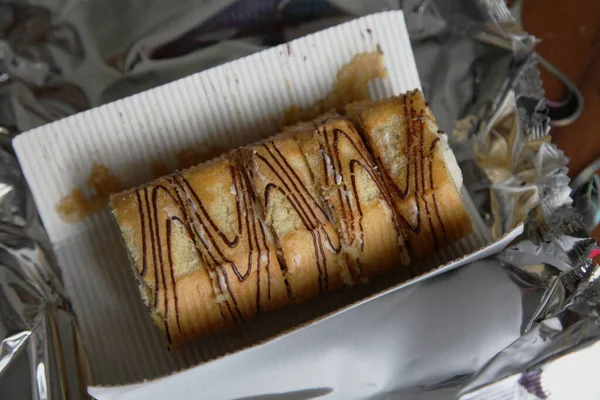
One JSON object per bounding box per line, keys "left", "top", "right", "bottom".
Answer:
{"left": 571, "top": 158, "right": 600, "bottom": 233}
{"left": 0, "top": 143, "right": 91, "bottom": 399}
{"left": 0, "top": 0, "right": 597, "bottom": 399}
{"left": 457, "top": 260, "right": 600, "bottom": 400}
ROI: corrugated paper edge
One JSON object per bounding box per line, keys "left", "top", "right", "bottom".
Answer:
{"left": 89, "top": 221, "right": 523, "bottom": 399}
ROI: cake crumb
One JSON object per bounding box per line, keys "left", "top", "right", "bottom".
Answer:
{"left": 56, "top": 163, "right": 122, "bottom": 223}
{"left": 278, "top": 51, "right": 387, "bottom": 127}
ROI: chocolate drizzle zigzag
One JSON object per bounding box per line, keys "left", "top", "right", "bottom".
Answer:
{"left": 379, "top": 95, "right": 448, "bottom": 251}
{"left": 110, "top": 90, "right": 473, "bottom": 348}
{"left": 314, "top": 123, "right": 408, "bottom": 280}
{"left": 133, "top": 162, "right": 278, "bottom": 345}
{"left": 257, "top": 140, "right": 341, "bottom": 295}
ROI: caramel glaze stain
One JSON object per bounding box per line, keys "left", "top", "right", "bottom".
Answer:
{"left": 56, "top": 163, "right": 123, "bottom": 223}
{"left": 133, "top": 163, "right": 280, "bottom": 344}
{"left": 315, "top": 124, "right": 406, "bottom": 281}
{"left": 57, "top": 146, "right": 227, "bottom": 224}
{"left": 279, "top": 51, "right": 386, "bottom": 127}
{"left": 256, "top": 141, "right": 340, "bottom": 295}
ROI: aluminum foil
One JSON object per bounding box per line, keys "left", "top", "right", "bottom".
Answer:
{"left": 457, "top": 260, "right": 600, "bottom": 400}
{"left": 0, "top": 0, "right": 597, "bottom": 399}
{"left": 0, "top": 144, "right": 91, "bottom": 399}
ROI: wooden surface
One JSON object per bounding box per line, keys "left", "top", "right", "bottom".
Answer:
{"left": 514, "top": 0, "right": 600, "bottom": 178}
{"left": 512, "top": 0, "right": 600, "bottom": 244}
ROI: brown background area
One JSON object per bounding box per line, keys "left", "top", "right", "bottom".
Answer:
{"left": 507, "top": 0, "right": 600, "bottom": 243}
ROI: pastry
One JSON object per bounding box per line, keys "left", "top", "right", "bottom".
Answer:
{"left": 346, "top": 90, "right": 472, "bottom": 260}
{"left": 235, "top": 135, "right": 347, "bottom": 300}
{"left": 110, "top": 90, "right": 472, "bottom": 348}
{"left": 289, "top": 114, "right": 410, "bottom": 284}
{"left": 110, "top": 156, "right": 289, "bottom": 349}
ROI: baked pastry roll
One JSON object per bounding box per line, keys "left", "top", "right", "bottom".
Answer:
{"left": 289, "top": 115, "right": 410, "bottom": 284}
{"left": 346, "top": 90, "right": 472, "bottom": 259}
{"left": 235, "top": 135, "right": 346, "bottom": 301}
{"left": 110, "top": 157, "right": 289, "bottom": 348}
{"left": 111, "top": 90, "right": 473, "bottom": 348}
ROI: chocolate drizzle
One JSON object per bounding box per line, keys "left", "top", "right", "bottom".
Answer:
{"left": 314, "top": 122, "right": 402, "bottom": 279}
{"left": 429, "top": 137, "right": 447, "bottom": 247}
{"left": 369, "top": 95, "right": 449, "bottom": 252}
{"left": 255, "top": 140, "right": 341, "bottom": 294}
{"left": 133, "top": 161, "right": 280, "bottom": 344}
{"left": 134, "top": 191, "right": 147, "bottom": 276}
{"left": 109, "top": 90, "right": 471, "bottom": 349}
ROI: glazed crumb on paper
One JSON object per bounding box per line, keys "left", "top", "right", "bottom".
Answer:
{"left": 56, "top": 146, "right": 227, "bottom": 223}
{"left": 56, "top": 163, "right": 122, "bottom": 224}
{"left": 277, "top": 50, "right": 387, "bottom": 127}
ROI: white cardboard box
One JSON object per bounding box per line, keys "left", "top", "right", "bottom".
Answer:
{"left": 13, "top": 11, "right": 523, "bottom": 399}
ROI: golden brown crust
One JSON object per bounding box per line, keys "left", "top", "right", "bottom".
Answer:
{"left": 346, "top": 90, "right": 472, "bottom": 262}
{"left": 236, "top": 136, "right": 346, "bottom": 301}
{"left": 291, "top": 115, "right": 410, "bottom": 283}
{"left": 111, "top": 90, "right": 473, "bottom": 348}
{"left": 110, "top": 156, "right": 289, "bottom": 349}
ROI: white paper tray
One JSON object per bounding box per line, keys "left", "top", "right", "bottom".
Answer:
{"left": 13, "top": 11, "right": 523, "bottom": 399}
